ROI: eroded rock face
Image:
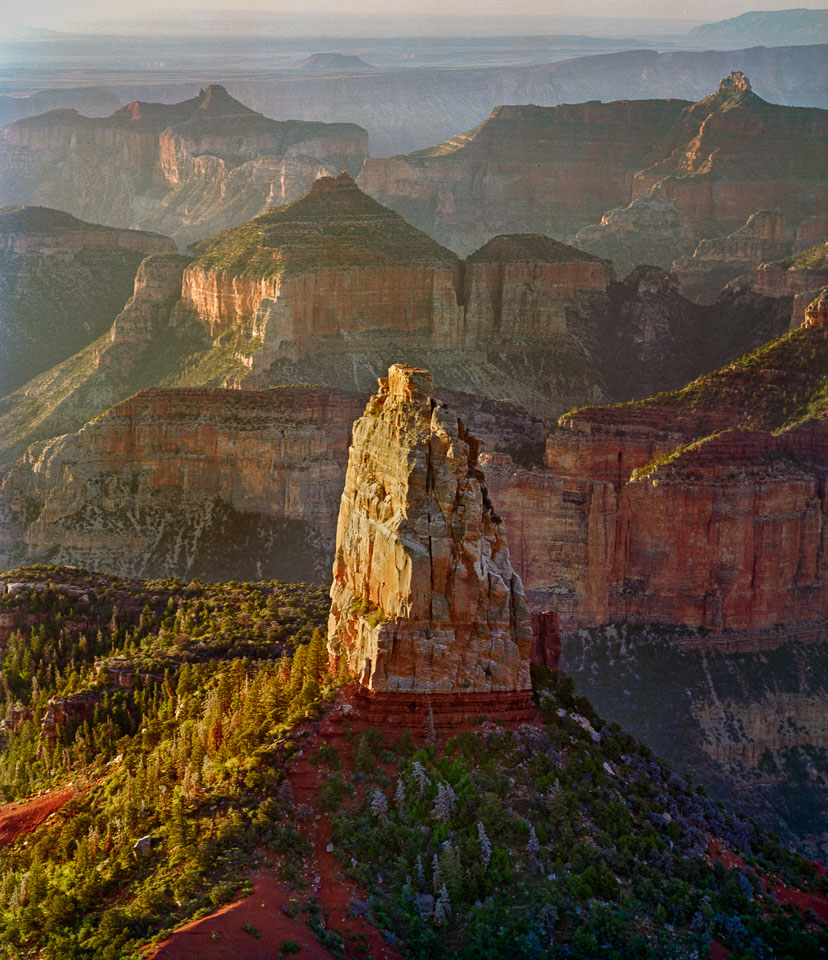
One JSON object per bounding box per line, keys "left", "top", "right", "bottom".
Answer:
{"left": 361, "top": 75, "right": 826, "bottom": 264}
{"left": 0, "top": 387, "right": 364, "bottom": 582}
{"left": 752, "top": 242, "right": 828, "bottom": 328}
{"left": 484, "top": 316, "right": 828, "bottom": 642}
{"left": 672, "top": 210, "right": 797, "bottom": 303}
{"left": 360, "top": 99, "right": 687, "bottom": 255}
{"left": 327, "top": 365, "right": 532, "bottom": 695}
{"left": 0, "top": 86, "right": 368, "bottom": 245}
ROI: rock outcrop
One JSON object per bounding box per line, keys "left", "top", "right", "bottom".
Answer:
{"left": 176, "top": 176, "right": 788, "bottom": 412}
{"left": 577, "top": 74, "right": 827, "bottom": 271}
{"left": 327, "top": 365, "right": 533, "bottom": 721}
{"left": 182, "top": 172, "right": 464, "bottom": 368}
{"left": 0, "top": 86, "right": 368, "bottom": 245}
{"left": 1, "top": 180, "right": 794, "bottom": 472}
{"left": 671, "top": 211, "right": 827, "bottom": 303}
{"left": 751, "top": 242, "right": 828, "bottom": 328}
{"left": 630, "top": 73, "right": 826, "bottom": 231}
{"left": 572, "top": 195, "right": 697, "bottom": 280}
{"left": 0, "top": 206, "right": 175, "bottom": 394}
{"left": 461, "top": 235, "right": 613, "bottom": 342}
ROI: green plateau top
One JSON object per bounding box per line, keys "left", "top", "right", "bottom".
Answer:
{"left": 189, "top": 172, "right": 461, "bottom": 278}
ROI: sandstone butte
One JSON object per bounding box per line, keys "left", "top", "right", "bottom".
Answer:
{"left": 574, "top": 73, "right": 827, "bottom": 272}
{"left": 181, "top": 172, "right": 614, "bottom": 379}
{"left": 327, "top": 365, "right": 535, "bottom": 725}
{"left": 0, "top": 85, "right": 368, "bottom": 245}
{"left": 485, "top": 293, "right": 828, "bottom": 647}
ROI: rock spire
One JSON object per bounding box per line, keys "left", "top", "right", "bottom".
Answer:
{"left": 328, "top": 365, "right": 532, "bottom": 709}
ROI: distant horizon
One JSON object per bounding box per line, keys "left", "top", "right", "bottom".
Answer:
{"left": 4, "top": 3, "right": 828, "bottom": 37}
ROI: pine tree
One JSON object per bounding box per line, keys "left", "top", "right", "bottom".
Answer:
{"left": 433, "top": 782, "right": 456, "bottom": 822}
{"left": 412, "top": 761, "right": 429, "bottom": 796}
{"left": 527, "top": 823, "right": 540, "bottom": 860}
{"left": 434, "top": 884, "right": 450, "bottom": 924}
{"left": 477, "top": 822, "right": 492, "bottom": 869}
{"left": 369, "top": 788, "right": 389, "bottom": 823}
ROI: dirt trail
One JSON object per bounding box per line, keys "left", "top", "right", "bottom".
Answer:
{"left": 708, "top": 838, "right": 828, "bottom": 924}
{"left": 150, "top": 702, "right": 400, "bottom": 960}
{"left": 151, "top": 871, "right": 334, "bottom": 960}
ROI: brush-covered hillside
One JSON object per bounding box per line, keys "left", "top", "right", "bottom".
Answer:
{"left": 0, "top": 567, "right": 825, "bottom": 959}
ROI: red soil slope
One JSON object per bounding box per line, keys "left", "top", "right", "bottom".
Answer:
{"left": 0, "top": 787, "right": 75, "bottom": 848}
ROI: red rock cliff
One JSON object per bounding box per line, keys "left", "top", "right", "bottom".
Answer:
{"left": 359, "top": 99, "right": 688, "bottom": 254}
{"left": 632, "top": 73, "right": 827, "bottom": 233}
{"left": 0, "top": 387, "right": 364, "bottom": 582}
{"left": 485, "top": 316, "right": 828, "bottom": 644}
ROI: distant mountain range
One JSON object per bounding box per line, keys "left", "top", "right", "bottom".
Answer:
{"left": 684, "top": 8, "right": 828, "bottom": 47}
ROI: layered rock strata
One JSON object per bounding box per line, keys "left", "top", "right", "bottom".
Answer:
{"left": 179, "top": 176, "right": 785, "bottom": 411}
{"left": 461, "top": 235, "right": 613, "bottom": 341}
{"left": 577, "top": 74, "right": 827, "bottom": 271}
{"left": 671, "top": 211, "right": 827, "bottom": 303}
{"left": 362, "top": 73, "right": 825, "bottom": 267}
{"left": 327, "top": 365, "right": 533, "bottom": 722}
{"left": 751, "top": 242, "right": 828, "bottom": 328}
{"left": 0, "top": 384, "right": 547, "bottom": 583}
{"left": 484, "top": 313, "right": 828, "bottom": 643}
{"left": 0, "top": 387, "right": 364, "bottom": 582}
{"left": 183, "top": 172, "right": 464, "bottom": 367}
{"left": 0, "top": 85, "right": 368, "bottom": 245}
{"left": 630, "top": 73, "right": 827, "bottom": 233}
{"left": 360, "top": 99, "right": 688, "bottom": 254}
{"left": 179, "top": 175, "right": 630, "bottom": 399}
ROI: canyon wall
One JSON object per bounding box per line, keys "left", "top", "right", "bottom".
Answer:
{"left": 0, "top": 206, "right": 176, "bottom": 395}
{"left": 177, "top": 176, "right": 788, "bottom": 414}
{"left": 2, "top": 44, "right": 825, "bottom": 156}
{"left": 575, "top": 74, "right": 827, "bottom": 274}
{"left": 672, "top": 212, "right": 828, "bottom": 303}
{"left": 359, "top": 73, "right": 826, "bottom": 279}
{"left": 751, "top": 242, "right": 828, "bottom": 329}
{"left": 483, "top": 314, "right": 828, "bottom": 643}
{"left": 0, "top": 379, "right": 546, "bottom": 585}
{"left": 0, "top": 85, "right": 368, "bottom": 245}
{"left": 0, "top": 387, "right": 364, "bottom": 583}
{"left": 630, "top": 74, "right": 827, "bottom": 233}
{"left": 360, "top": 99, "right": 687, "bottom": 255}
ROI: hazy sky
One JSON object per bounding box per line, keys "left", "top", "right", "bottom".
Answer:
{"left": 10, "top": 0, "right": 828, "bottom": 31}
